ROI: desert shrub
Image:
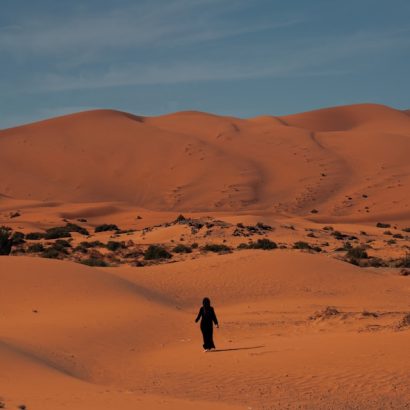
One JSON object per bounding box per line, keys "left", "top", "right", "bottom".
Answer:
{"left": 386, "top": 239, "right": 396, "bottom": 245}
{"left": 393, "top": 233, "right": 403, "bottom": 239}
{"left": 346, "top": 246, "right": 368, "bottom": 259}
{"left": 65, "top": 223, "right": 89, "bottom": 235}
{"left": 55, "top": 239, "right": 72, "bottom": 248}
{"left": 202, "top": 243, "right": 231, "bottom": 253}
{"left": 376, "top": 222, "right": 390, "bottom": 228}
{"left": 26, "top": 232, "right": 45, "bottom": 240}
{"left": 323, "top": 226, "right": 334, "bottom": 231}
{"left": 366, "top": 257, "right": 387, "bottom": 268}
{"left": 41, "top": 248, "right": 60, "bottom": 259}
{"left": 172, "top": 244, "right": 192, "bottom": 253}
{"left": 396, "top": 253, "right": 410, "bottom": 268}
{"left": 191, "top": 242, "right": 199, "bottom": 249}
{"left": 11, "top": 231, "right": 25, "bottom": 245}
{"left": 402, "top": 227, "right": 410, "bottom": 233}
{"left": 384, "top": 230, "right": 392, "bottom": 235}
{"left": 331, "top": 231, "right": 347, "bottom": 240}
{"left": 249, "top": 238, "right": 278, "bottom": 250}
{"left": 237, "top": 242, "right": 250, "bottom": 249}
{"left": 79, "top": 240, "right": 105, "bottom": 248}
{"left": 256, "top": 222, "right": 272, "bottom": 231}
{"left": 144, "top": 245, "right": 172, "bottom": 260}
{"left": 94, "top": 224, "right": 119, "bottom": 233}
{"left": 106, "top": 240, "right": 124, "bottom": 251}
{"left": 81, "top": 258, "right": 108, "bottom": 267}
{"left": 27, "top": 243, "right": 45, "bottom": 253}
{"left": 293, "top": 241, "right": 312, "bottom": 250}
{"left": 45, "top": 226, "right": 72, "bottom": 239}
{"left": 0, "top": 226, "right": 12, "bottom": 255}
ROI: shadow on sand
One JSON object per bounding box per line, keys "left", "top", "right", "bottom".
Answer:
{"left": 209, "top": 345, "right": 265, "bottom": 353}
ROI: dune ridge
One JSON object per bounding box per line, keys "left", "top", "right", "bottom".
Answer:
{"left": 1, "top": 103, "right": 409, "bottom": 219}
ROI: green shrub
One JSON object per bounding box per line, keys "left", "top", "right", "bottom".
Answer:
{"left": 202, "top": 243, "right": 231, "bottom": 253}
{"left": 80, "top": 258, "right": 108, "bottom": 267}
{"left": 26, "top": 232, "right": 45, "bottom": 240}
{"left": 95, "top": 224, "right": 119, "bottom": 233}
{"left": 41, "top": 248, "right": 61, "bottom": 259}
{"left": 256, "top": 222, "right": 272, "bottom": 231}
{"left": 293, "top": 241, "right": 312, "bottom": 250}
{"left": 11, "top": 231, "right": 25, "bottom": 245}
{"left": 346, "top": 246, "right": 368, "bottom": 259}
{"left": 0, "top": 226, "right": 12, "bottom": 255}
{"left": 79, "top": 241, "right": 105, "bottom": 248}
{"left": 45, "top": 227, "right": 72, "bottom": 239}
{"left": 144, "top": 245, "right": 172, "bottom": 260}
{"left": 243, "top": 238, "right": 277, "bottom": 250}
{"left": 172, "top": 244, "right": 192, "bottom": 253}
{"left": 106, "top": 241, "right": 123, "bottom": 251}
{"left": 396, "top": 253, "right": 410, "bottom": 268}
{"left": 191, "top": 242, "right": 199, "bottom": 249}
{"left": 27, "top": 243, "right": 45, "bottom": 253}
{"left": 376, "top": 222, "right": 390, "bottom": 228}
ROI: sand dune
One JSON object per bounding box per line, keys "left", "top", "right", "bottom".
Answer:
{"left": 1, "top": 103, "right": 409, "bottom": 218}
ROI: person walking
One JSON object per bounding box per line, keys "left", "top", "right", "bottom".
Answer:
{"left": 195, "top": 297, "right": 219, "bottom": 351}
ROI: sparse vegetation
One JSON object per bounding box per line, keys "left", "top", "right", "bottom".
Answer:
{"left": 293, "top": 241, "right": 312, "bottom": 250}
{"left": 26, "top": 232, "right": 45, "bottom": 240}
{"left": 202, "top": 243, "right": 231, "bottom": 253}
{"left": 144, "top": 245, "right": 172, "bottom": 260}
{"left": 376, "top": 222, "right": 391, "bottom": 228}
{"left": 238, "top": 238, "right": 277, "bottom": 250}
{"left": 106, "top": 241, "right": 124, "bottom": 252}
{"left": 0, "top": 226, "right": 12, "bottom": 255}
{"left": 346, "top": 246, "right": 368, "bottom": 259}
{"left": 172, "top": 244, "right": 192, "bottom": 253}
{"left": 11, "top": 231, "right": 25, "bottom": 245}
{"left": 95, "top": 224, "right": 119, "bottom": 233}
{"left": 27, "top": 243, "right": 45, "bottom": 253}
{"left": 81, "top": 257, "right": 109, "bottom": 267}
{"left": 41, "top": 247, "right": 61, "bottom": 259}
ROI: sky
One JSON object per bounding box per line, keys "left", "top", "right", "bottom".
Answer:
{"left": 1, "top": 0, "right": 409, "bottom": 128}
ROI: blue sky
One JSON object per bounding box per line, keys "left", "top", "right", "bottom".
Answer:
{"left": 1, "top": 0, "right": 409, "bottom": 128}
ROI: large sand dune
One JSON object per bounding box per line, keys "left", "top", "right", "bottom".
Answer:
{"left": 1, "top": 103, "right": 409, "bottom": 218}
{"left": 1, "top": 103, "right": 409, "bottom": 409}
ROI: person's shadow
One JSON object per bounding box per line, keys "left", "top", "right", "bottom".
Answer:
{"left": 209, "top": 345, "right": 265, "bottom": 353}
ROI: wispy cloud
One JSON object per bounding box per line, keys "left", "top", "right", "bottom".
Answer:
{"left": 24, "top": 26, "right": 410, "bottom": 92}
{"left": 0, "top": 0, "right": 300, "bottom": 56}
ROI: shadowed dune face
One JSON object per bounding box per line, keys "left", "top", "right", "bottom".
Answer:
{"left": 0, "top": 103, "right": 409, "bottom": 218}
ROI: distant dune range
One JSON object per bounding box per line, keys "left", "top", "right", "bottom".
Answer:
{"left": 1, "top": 103, "right": 409, "bottom": 220}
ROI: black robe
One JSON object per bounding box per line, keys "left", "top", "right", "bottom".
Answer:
{"left": 195, "top": 306, "right": 218, "bottom": 349}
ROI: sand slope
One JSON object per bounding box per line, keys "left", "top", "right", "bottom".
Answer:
{"left": 1, "top": 103, "right": 409, "bottom": 219}
{"left": 1, "top": 252, "right": 409, "bottom": 409}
